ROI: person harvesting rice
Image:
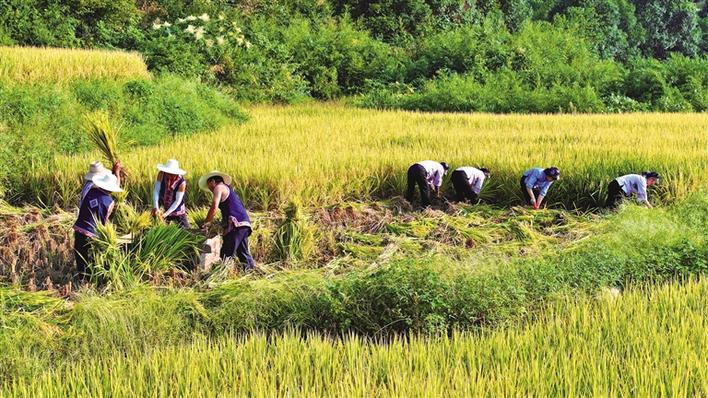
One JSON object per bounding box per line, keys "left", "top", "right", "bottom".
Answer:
{"left": 199, "top": 171, "right": 255, "bottom": 270}
{"left": 606, "top": 171, "right": 660, "bottom": 209}
{"left": 405, "top": 160, "right": 449, "bottom": 207}
{"left": 450, "top": 166, "right": 490, "bottom": 203}
{"left": 73, "top": 168, "right": 123, "bottom": 280}
{"left": 79, "top": 160, "right": 121, "bottom": 204}
{"left": 151, "top": 159, "right": 189, "bottom": 228}
{"left": 520, "top": 167, "right": 560, "bottom": 209}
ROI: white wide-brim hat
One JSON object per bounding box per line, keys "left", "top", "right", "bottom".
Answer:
{"left": 198, "top": 170, "right": 232, "bottom": 192}
{"left": 91, "top": 173, "right": 124, "bottom": 193}
{"left": 84, "top": 161, "right": 110, "bottom": 182}
{"left": 157, "top": 159, "right": 187, "bottom": 176}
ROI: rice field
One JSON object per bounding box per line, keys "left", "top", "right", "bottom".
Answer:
{"left": 5, "top": 278, "right": 707, "bottom": 397}
{"left": 0, "top": 46, "right": 150, "bottom": 84}
{"left": 29, "top": 104, "right": 708, "bottom": 209}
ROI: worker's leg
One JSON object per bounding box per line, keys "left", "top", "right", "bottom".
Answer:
{"left": 233, "top": 227, "right": 255, "bottom": 271}
{"left": 606, "top": 180, "right": 624, "bottom": 209}
{"left": 74, "top": 231, "right": 91, "bottom": 279}
{"left": 405, "top": 165, "right": 418, "bottom": 202}
{"left": 167, "top": 214, "right": 190, "bottom": 229}
{"left": 451, "top": 170, "right": 467, "bottom": 202}
{"left": 520, "top": 176, "right": 532, "bottom": 205}
{"left": 220, "top": 230, "right": 237, "bottom": 259}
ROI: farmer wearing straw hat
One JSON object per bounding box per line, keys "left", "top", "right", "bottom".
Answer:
{"left": 451, "top": 166, "right": 490, "bottom": 203}
{"left": 199, "top": 171, "right": 255, "bottom": 270}
{"left": 152, "top": 159, "right": 189, "bottom": 229}
{"left": 606, "top": 171, "right": 660, "bottom": 209}
{"left": 520, "top": 167, "right": 560, "bottom": 209}
{"left": 73, "top": 173, "right": 123, "bottom": 280}
{"left": 80, "top": 160, "right": 122, "bottom": 205}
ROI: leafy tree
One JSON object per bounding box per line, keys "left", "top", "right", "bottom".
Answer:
{"left": 633, "top": 0, "right": 701, "bottom": 58}
{"left": 551, "top": 0, "right": 642, "bottom": 60}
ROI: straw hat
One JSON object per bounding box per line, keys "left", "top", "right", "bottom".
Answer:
{"left": 84, "top": 161, "right": 110, "bottom": 182}
{"left": 91, "top": 174, "right": 123, "bottom": 193}
{"left": 157, "top": 159, "right": 187, "bottom": 176}
{"left": 198, "top": 170, "right": 232, "bottom": 192}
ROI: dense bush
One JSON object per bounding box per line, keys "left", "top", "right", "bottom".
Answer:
{"left": 1, "top": 0, "right": 704, "bottom": 111}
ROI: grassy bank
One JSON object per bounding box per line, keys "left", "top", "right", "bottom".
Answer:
{"left": 28, "top": 103, "right": 708, "bottom": 210}
{"left": 0, "top": 48, "right": 247, "bottom": 202}
{"left": 4, "top": 276, "right": 707, "bottom": 396}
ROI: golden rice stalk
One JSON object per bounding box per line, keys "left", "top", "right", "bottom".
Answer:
{"left": 84, "top": 111, "right": 121, "bottom": 165}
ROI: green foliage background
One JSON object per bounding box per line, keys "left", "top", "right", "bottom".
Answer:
{"left": 0, "top": 0, "right": 705, "bottom": 111}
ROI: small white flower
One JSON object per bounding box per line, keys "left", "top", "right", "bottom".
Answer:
{"left": 186, "top": 15, "right": 197, "bottom": 21}
{"left": 177, "top": 18, "right": 186, "bottom": 23}
{"left": 152, "top": 22, "right": 162, "bottom": 30}
{"left": 199, "top": 13, "right": 210, "bottom": 21}
{"left": 205, "top": 39, "right": 214, "bottom": 47}
{"left": 163, "top": 22, "right": 171, "bottom": 27}
{"left": 244, "top": 41, "right": 252, "bottom": 49}
{"left": 194, "top": 27, "right": 205, "bottom": 40}
{"left": 218, "top": 14, "right": 225, "bottom": 21}
{"left": 185, "top": 25, "right": 196, "bottom": 34}
{"left": 216, "top": 36, "right": 225, "bottom": 45}
{"left": 236, "top": 37, "right": 243, "bottom": 45}
{"left": 234, "top": 27, "right": 241, "bottom": 33}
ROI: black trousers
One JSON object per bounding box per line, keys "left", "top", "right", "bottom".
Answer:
{"left": 74, "top": 231, "right": 92, "bottom": 278}
{"left": 166, "top": 214, "right": 190, "bottom": 229}
{"left": 606, "top": 180, "right": 625, "bottom": 209}
{"left": 520, "top": 176, "right": 540, "bottom": 205}
{"left": 221, "top": 227, "right": 255, "bottom": 270}
{"left": 451, "top": 170, "right": 478, "bottom": 203}
{"left": 405, "top": 164, "right": 432, "bottom": 206}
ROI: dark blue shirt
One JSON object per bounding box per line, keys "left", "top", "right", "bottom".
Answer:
{"left": 73, "top": 188, "right": 113, "bottom": 237}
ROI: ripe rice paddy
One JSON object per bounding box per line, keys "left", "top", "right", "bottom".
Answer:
{"left": 28, "top": 103, "right": 708, "bottom": 209}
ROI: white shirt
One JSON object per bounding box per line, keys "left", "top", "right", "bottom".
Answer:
{"left": 455, "top": 167, "right": 486, "bottom": 194}
{"left": 416, "top": 160, "right": 445, "bottom": 188}
{"left": 615, "top": 174, "right": 648, "bottom": 202}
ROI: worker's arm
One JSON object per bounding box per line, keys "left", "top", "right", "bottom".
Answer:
{"left": 202, "top": 186, "right": 224, "bottom": 226}
{"left": 526, "top": 187, "right": 537, "bottom": 207}
{"left": 112, "top": 161, "right": 122, "bottom": 187}
{"left": 152, "top": 172, "right": 162, "bottom": 216}
{"left": 106, "top": 202, "right": 115, "bottom": 220}
{"left": 637, "top": 180, "right": 651, "bottom": 208}
{"left": 535, "top": 194, "right": 545, "bottom": 209}
{"left": 163, "top": 182, "right": 186, "bottom": 217}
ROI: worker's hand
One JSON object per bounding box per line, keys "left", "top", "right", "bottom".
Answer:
{"left": 533, "top": 203, "right": 540, "bottom": 210}
{"left": 201, "top": 222, "right": 211, "bottom": 233}
{"left": 151, "top": 208, "right": 160, "bottom": 217}
{"left": 112, "top": 161, "right": 122, "bottom": 175}
{"left": 529, "top": 198, "right": 537, "bottom": 208}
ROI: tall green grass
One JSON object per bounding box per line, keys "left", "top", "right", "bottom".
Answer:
{"left": 5, "top": 277, "right": 708, "bottom": 396}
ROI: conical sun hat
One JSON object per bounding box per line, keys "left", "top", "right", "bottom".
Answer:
{"left": 91, "top": 173, "right": 123, "bottom": 193}
{"left": 198, "top": 170, "right": 232, "bottom": 192}
{"left": 157, "top": 159, "right": 187, "bottom": 176}
{"left": 84, "top": 161, "right": 110, "bottom": 182}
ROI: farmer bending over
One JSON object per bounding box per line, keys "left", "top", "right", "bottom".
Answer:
{"left": 520, "top": 167, "right": 560, "bottom": 209}
{"left": 405, "top": 160, "right": 449, "bottom": 207}
{"left": 73, "top": 170, "right": 123, "bottom": 280}
{"left": 451, "top": 166, "right": 490, "bottom": 204}
{"left": 606, "top": 171, "right": 660, "bottom": 209}
{"left": 152, "top": 159, "right": 189, "bottom": 228}
{"left": 199, "top": 171, "right": 255, "bottom": 270}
